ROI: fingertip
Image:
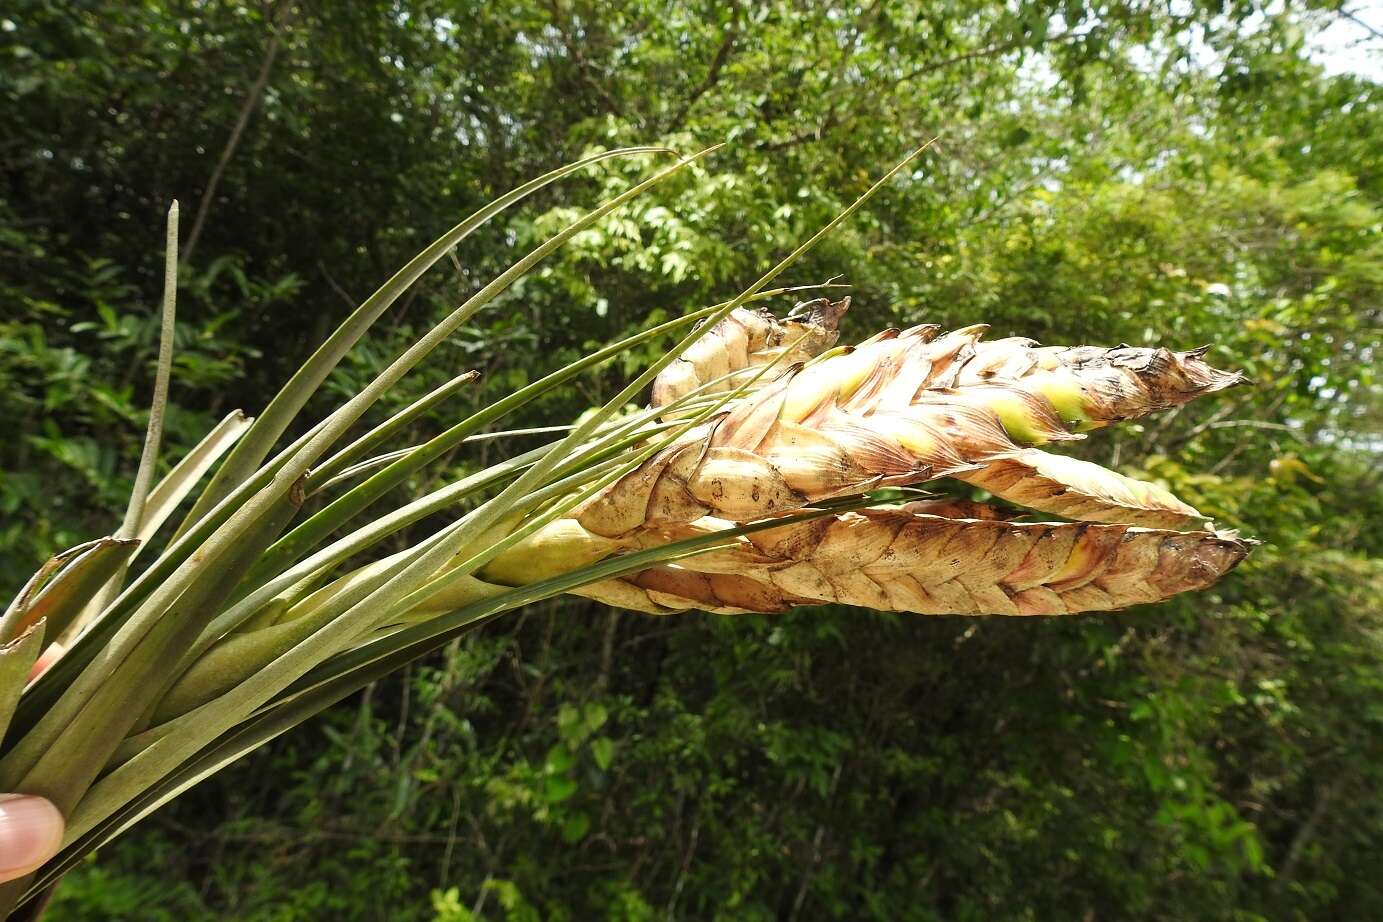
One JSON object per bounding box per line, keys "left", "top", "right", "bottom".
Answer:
{"left": 0, "top": 794, "right": 64, "bottom": 883}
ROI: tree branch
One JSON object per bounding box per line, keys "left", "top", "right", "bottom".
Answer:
{"left": 665, "top": 5, "right": 739, "bottom": 130}
{"left": 1337, "top": 6, "right": 1383, "bottom": 43}
{"left": 889, "top": 26, "right": 1082, "bottom": 90}
{"left": 182, "top": 14, "right": 287, "bottom": 266}
{"left": 1279, "top": 777, "right": 1345, "bottom": 885}
{"left": 545, "top": 0, "right": 624, "bottom": 118}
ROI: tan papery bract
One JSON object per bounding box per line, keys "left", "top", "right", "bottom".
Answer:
{"left": 650, "top": 297, "right": 850, "bottom": 411}
{"left": 955, "top": 341, "right": 1250, "bottom": 427}
{"left": 580, "top": 315, "right": 1246, "bottom": 537}
{"left": 605, "top": 509, "right": 1250, "bottom": 616}
{"left": 957, "top": 449, "right": 1208, "bottom": 529}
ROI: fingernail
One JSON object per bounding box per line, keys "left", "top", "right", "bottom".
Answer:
{"left": 0, "top": 795, "right": 64, "bottom": 874}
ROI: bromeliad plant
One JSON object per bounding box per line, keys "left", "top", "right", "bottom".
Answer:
{"left": 0, "top": 144, "right": 1252, "bottom": 914}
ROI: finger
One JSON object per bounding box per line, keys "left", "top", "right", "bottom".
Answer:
{"left": 27, "top": 643, "right": 65, "bottom": 685}
{"left": 0, "top": 795, "right": 64, "bottom": 883}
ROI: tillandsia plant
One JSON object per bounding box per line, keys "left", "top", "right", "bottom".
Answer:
{"left": 0, "top": 142, "right": 1253, "bottom": 915}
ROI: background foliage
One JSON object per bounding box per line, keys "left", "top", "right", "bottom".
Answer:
{"left": 3, "top": 0, "right": 1380, "bottom": 919}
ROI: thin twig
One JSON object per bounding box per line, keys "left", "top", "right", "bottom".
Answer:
{"left": 787, "top": 762, "right": 842, "bottom": 922}
{"left": 317, "top": 259, "right": 359, "bottom": 310}
{"left": 595, "top": 609, "right": 620, "bottom": 691}
{"left": 182, "top": 23, "right": 286, "bottom": 265}
{"left": 545, "top": 0, "right": 624, "bottom": 118}
{"left": 665, "top": 4, "right": 738, "bottom": 129}
{"left": 890, "top": 27, "right": 1081, "bottom": 90}
{"left": 1279, "top": 777, "right": 1345, "bottom": 885}
{"left": 1205, "top": 419, "right": 1306, "bottom": 440}
{"left": 1337, "top": 6, "right": 1383, "bottom": 42}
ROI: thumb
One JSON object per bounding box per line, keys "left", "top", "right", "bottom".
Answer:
{"left": 0, "top": 795, "right": 64, "bottom": 883}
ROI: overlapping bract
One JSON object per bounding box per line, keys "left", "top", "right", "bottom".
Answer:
{"left": 576, "top": 311, "right": 1246, "bottom": 540}
{"left": 576, "top": 506, "right": 1251, "bottom": 616}
{"left": 957, "top": 449, "right": 1206, "bottom": 529}
{"left": 649, "top": 297, "right": 849, "bottom": 409}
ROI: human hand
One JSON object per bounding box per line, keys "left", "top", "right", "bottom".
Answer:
{"left": 0, "top": 795, "right": 63, "bottom": 883}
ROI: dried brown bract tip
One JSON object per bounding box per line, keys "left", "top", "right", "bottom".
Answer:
{"left": 650, "top": 297, "right": 851, "bottom": 409}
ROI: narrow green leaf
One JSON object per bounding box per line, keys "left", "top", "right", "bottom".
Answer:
{"left": 7, "top": 149, "right": 700, "bottom": 794}
{"left": 15, "top": 150, "right": 716, "bottom": 841}
{"left": 131, "top": 410, "right": 253, "bottom": 558}
{"left": 248, "top": 301, "right": 723, "bottom": 582}
{"left": 120, "top": 200, "right": 179, "bottom": 544}
{"left": 8, "top": 417, "right": 321, "bottom": 746}
{"left": 31, "top": 500, "right": 870, "bottom": 895}
{"left": 0, "top": 623, "right": 45, "bottom": 746}
{"left": 78, "top": 202, "right": 181, "bottom": 623}
{"left": 307, "top": 369, "right": 480, "bottom": 489}
{"left": 308, "top": 425, "right": 568, "bottom": 497}
{"left": 178, "top": 146, "right": 675, "bottom": 535}
{"left": 252, "top": 282, "right": 825, "bottom": 583}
